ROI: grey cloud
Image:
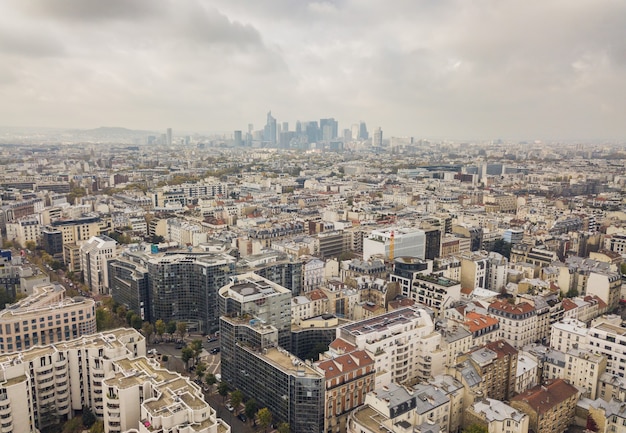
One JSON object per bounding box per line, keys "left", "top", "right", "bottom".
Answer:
{"left": 19, "top": 0, "right": 162, "bottom": 22}
{"left": 0, "top": 27, "right": 65, "bottom": 57}
{"left": 173, "top": 5, "right": 263, "bottom": 48}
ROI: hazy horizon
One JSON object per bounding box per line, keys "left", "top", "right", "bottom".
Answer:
{"left": 1, "top": 0, "right": 625, "bottom": 141}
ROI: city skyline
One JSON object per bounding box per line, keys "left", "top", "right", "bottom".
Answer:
{"left": 0, "top": 0, "right": 625, "bottom": 140}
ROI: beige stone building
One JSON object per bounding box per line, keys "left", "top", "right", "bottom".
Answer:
{"left": 0, "top": 284, "right": 96, "bottom": 353}
{"left": 465, "top": 398, "right": 529, "bottom": 433}
{"left": 510, "top": 378, "right": 579, "bottom": 433}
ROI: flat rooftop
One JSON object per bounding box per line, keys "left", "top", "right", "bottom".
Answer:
{"left": 342, "top": 307, "right": 423, "bottom": 336}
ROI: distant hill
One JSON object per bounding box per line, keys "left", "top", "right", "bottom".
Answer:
{"left": 61, "top": 126, "right": 158, "bottom": 143}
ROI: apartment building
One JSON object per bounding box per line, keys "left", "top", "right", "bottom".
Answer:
{"left": 315, "top": 350, "right": 376, "bottom": 433}
{"left": 347, "top": 382, "right": 450, "bottom": 433}
{"left": 561, "top": 347, "right": 605, "bottom": 399}
{"left": 5, "top": 218, "right": 41, "bottom": 248}
{"left": 0, "top": 284, "right": 96, "bottom": 353}
{"left": 550, "top": 318, "right": 588, "bottom": 353}
{"left": 510, "top": 379, "right": 579, "bottom": 433}
{"left": 460, "top": 252, "right": 489, "bottom": 289}
{"left": 459, "top": 340, "right": 518, "bottom": 401}
{"left": 0, "top": 328, "right": 228, "bottom": 433}
{"left": 80, "top": 235, "right": 117, "bottom": 295}
{"left": 588, "top": 399, "right": 626, "bottom": 433}
{"left": 465, "top": 398, "right": 529, "bottom": 433}
{"left": 291, "top": 289, "right": 329, "bottom": 325}
{"left": 586, "top": 318, "right": 626, "bottom": 378}
{"left": 488, "top": 300, "right": 537, "bottom": 348}
{"left": 336, "top": 307, "right": 444, "bottom": 387}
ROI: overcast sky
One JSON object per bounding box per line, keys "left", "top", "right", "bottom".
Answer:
{"left": 1, "top": 0, "right": 625, "bottom": 140}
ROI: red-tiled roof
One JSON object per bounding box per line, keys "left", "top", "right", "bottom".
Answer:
{"left": 511, "top": 378, "right": 578, "bottom": 415}
{"left": 465, "top": 311, "right": 499, "bottom": 333}
{"left": 329, "top": 338, "right": 356, "bottom": 353}
{"left": 489, "top": 299, "right": 535, "bottom": 315}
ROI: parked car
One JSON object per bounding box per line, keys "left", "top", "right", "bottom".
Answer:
{"left": 226, "top": 402, "right": 234, "bottom": 412}
{"left": 207, "top": 337, "right": 218, "bottom": 343}
{"left": 237, "top": 413, "right": 247, "bottom": 422}
{"left": 210, "top": 347, "right": 220, "bottom": 354}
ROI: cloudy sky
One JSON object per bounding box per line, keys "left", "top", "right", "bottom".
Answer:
{"left": 1, "top": 0, "right": 625, "bottom": 140}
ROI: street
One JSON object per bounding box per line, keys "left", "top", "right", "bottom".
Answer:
{"left": 147, "top": 338, "right": 263, "bottom": 433}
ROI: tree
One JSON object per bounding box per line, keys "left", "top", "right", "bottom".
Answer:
{"left": 245, "top": 399, "right": 258, "bottom": 424}
{"left": 205, "top": 373, "right": 217, "bottom": 390}
{"left": 230, "top": 389, "right": 243, "bottom": 412}
{"left": 89, "top": 420, "right": 104, "bottom": 433}
{"left": 217, "top": 381, "right": 229, "bottom": 401}
{"left": 131, "top": 314, "right": 142, "bottom": 330}
{"left": 195, "top": 362, "right": 207, "bottom": 379}
{"left": 258, "top": 407, "right": 273, "bottom": 433}
{"left": 166, "top": 320, "right": 177, "bottom": 335}
{"left": 181, "top": 346, "right": 194, "bottom": 370}
{"left": 277, "top": 423, "right": 290, "bottom": 433}
{"left": 155, "top": 319, "right": 166, "bottom": 341}
{"left": 82, "top": 406, "right": 96, "bottom": 428}
{"left": 176, "top": 321, "right": 187, "bottom": 341}
{"left": 141, "top": 322, "right": 154, "bottom": 343}
{"left": 463, "top": 424, "right": 488, "bottom": 433}
{"left": 189, "top": 339, "right": 203, "bottom": 363}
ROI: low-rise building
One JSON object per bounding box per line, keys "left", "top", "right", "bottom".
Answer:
{"left": 465, "top": 398, "right": 529, "bottom": 433}
{"left": 510, "top": 378, "right": 579, "bottom": 433}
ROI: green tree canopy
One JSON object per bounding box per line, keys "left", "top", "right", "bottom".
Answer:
{"left": 176, "top": 321, "right": 187, "bottom": 340}
{"left": 463, "top": 424, "right": 488, "bottom": 433}
{"left": 245, "top": 398, "right": 258, "bottom": 422}
{"left": 230, "top": 389, "right": 243, "bottom": 412}
{"left": 217, "top": 381, "right": 229, "bottom": 401}
{"left": 258, "top": 407, "right": 273, "bottom": 432}
{"left": 166, "top": 320, "right": 177, "bottom": 335}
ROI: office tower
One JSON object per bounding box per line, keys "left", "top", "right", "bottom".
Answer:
{"left": 147, "top": 252, "right": 236, "bottom": 333}
{"left": 166, "top": 128, "right": 172, "bottom": 145}
{"left": 351, "top": 123, "right": 359, "bottom": 139}
{"left": 320, "top": 118, "right": 338, "bottom": 141}
{"left": 359, "top": 121, "right": 368, "bottom": 140}
{"left": 343, "top": 128, "right": 352, "bottom": 143}
{"left": 295, "top": 120, "right": 302, "bottom": 134}
{"left": 372, "top": 126, "right": 383, "bottom": 147}
{"left": 264, "top": 111, "right": 277, "bottom": 145}
{"left": 108, "top": 254, "right": 152, "bottom": 322}
{"left": 282, "top": 121, "right": 288, "bottom": 132}
{"left": 233, "top": 130, "right": 243, "bottom": 146}
{"left": 305, "top": 121, "right": 319, "bottom": 143}
{"left": 219, "top": 274, "right": 325, "bottom": 432}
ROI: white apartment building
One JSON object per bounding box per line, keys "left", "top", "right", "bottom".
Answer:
{"left": 0, "top": 284, "right": 96, "bottom": 353}
{"left": 335, "top": 307, "right": 444, "bottom": 387}
{"left": 302, "top": 256, "right": 325, "bottom": 293}
{"left": 290, "top": 289, "right": 329, "bottom": 325}
{"left": 0, "top": 328, "right": 229, "bottom": 433}
{"left": 362, "top": 228, "right": 425, "bottom": 261}
{"left": 80, "top": 235, "right": 117, "bottom": 295}
{"left": 586, "top": 318, "right": 626, "bottom": 378}
{"left": 487, "top": 300, "right": 537, "bottom": 349}
{"left": 550, "top": 318, "right": 588, "bottom": 353}
{"left": 348, "top": 382, "right": 451, "bottom": 433}
{"left": 6, "top": 218, "right": 41, "bottom": 248}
